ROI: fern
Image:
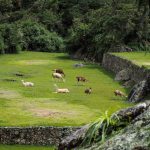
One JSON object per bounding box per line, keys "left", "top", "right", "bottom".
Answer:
{"left": 81, "top": 111, "right": 117, "bottom": 147}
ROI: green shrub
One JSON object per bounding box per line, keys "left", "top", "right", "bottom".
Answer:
{"left": 31, "top": 0, "right": 58, "bottom": 11}
{"left": 20, "top": 20, "right": 64, "bottom": 52}
{"left": 36, "top": 10, "right": 63, "bottom": 33}
{"left": 31, "top": 0, "right": 64, "bottom": 34}
{"left": 30, "top": 33, "right": 64, "bottom": 52}
{"left": 0, "top": 24, "right": 22, "bottom": 54}
{"left": 0, "top": 35, "right": 5, "bottom": 54}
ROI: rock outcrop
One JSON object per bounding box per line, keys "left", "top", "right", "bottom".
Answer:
{"left": 115, "top": 69, "right": 131, "bottom": 81}
{"left": 128, "top": 76, "right": 150, "bottom": 103}
{"left": 123, "top": 80, "right": 135, "bottom": 88}
{"left": 0, "top": 126, "right": 79, "bottom": 146}
{"left": 85, "top": 102, "right": 150, "bottom": 150}
{"left": 58, "top": 125, "right": 89, "bottom": 150}
{"left": 102, "top": 53, "right": 150, "bottom": 83}
{"left": 58, "top": 103, "right": 150, "bottom": 150}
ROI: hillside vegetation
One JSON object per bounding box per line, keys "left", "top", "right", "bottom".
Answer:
{"left": 0, "top": 0, "right": 150, "bottom": 60}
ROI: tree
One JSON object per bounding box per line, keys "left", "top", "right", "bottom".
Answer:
{"left": 136, "top": 0, "right": 150, "bottom": 52}
{"left": 13, "top": 0, "right": 22, "bottom": 9}
{"left": 0, "top": 0, "right": 13, "bottom": 14}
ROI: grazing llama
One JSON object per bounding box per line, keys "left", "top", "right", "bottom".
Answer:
{"left": 53, "top": 84, "right": 69, "bottom": 93}
{"left": 85, "top": 88, "right": 92, "bottom": 94}
{"left": 52, "top": 72, "right": 65, "bottom": 82}
{"left": 21, "top": 80, "right": 34, "bottom": 87}
{"left": 114, "top": 90, "right": 127, "bottom": 98}
{"left": 53, "top": 69, "right": 65, "bottom": 77}
{"left": 76, "top": 76, "right": 88, "bottom": 83}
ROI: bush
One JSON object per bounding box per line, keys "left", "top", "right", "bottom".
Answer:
{"left": 29, "top": 33, "right": 64, "bottom": 52}
{"left": 0, "top": 24, "right": 22, "bottom": 54}
{"left": 20, "top": 20, "right": 64, "bottom": 52}
{"left": 0, "top": 35, "right": 5, "bottom": 54}
{"left": 31, "top": 0, "right": 64, "bottom": 34}
{"left": 36, "top": 10, "right": 63, "bottom": 34}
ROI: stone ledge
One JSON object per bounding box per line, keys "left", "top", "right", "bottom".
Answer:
{"left": 0, "top": 126, "right": 80, "bottom": 146}
{"left": 102, "top": 53, "right": 150, "bottom": 83}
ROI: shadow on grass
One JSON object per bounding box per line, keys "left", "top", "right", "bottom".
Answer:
{"left": 73, "top": 84, "right": 85, "bottom": 86}
{"left": 111, "top": 97, "right": 127, "bottom": 101}
{"left": 55, "top": 55, "right": 70, "bottom": 60}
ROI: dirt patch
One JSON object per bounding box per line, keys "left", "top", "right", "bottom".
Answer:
{"left": 30, "top": 108, "right": 76, "bottom": 118}
{"left": 18, "top": 60, "right": 50, "bottom": 65}
{"left": 0, "top": 90, "right": 21, "bottom": 99}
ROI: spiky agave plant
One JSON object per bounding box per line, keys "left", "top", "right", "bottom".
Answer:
{"left": 81, "top": 111, "right": 116, "bottom": 147}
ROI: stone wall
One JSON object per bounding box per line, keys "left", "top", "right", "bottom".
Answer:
{"left": 0, "top": 126, "right": 80, "bottom": 146}
{"left": 102, "top": 53, "right": 150, "bottom": 83}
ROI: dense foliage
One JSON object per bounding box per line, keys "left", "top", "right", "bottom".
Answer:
{"left": 0, "top": 23, "right": 22, "bottom": 54}
{"left": 0, "top": 0, "right": 150, "bottom": 59}
{"left": 20, "top": 20, "right": 64, "bottom": 52}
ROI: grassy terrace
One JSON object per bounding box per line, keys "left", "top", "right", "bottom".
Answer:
{"left": 0, "top": 52, "right": 132, "bottom": 127}
{"left": 0, "top": 145, "right": 54, "bottom": 150}
{"left": 112, "top": 51, "right": 150, "bottom": 69}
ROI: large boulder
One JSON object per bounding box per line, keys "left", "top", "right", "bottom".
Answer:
{"left": 58, "top": 103, "right": 149, "bottom": 150}
{"left": 128, "top": 76, "right": 150, "bottom": 103}
{"left": 87, "top": 102, "right": 150, "bottom": 150}
{"left": 147, "top": 75, "right": 150, "bottom": 92}
{"left": 58, "top": 125, "right": 89, "bottom": 150}
{"left": 123, "top": 80, "right": 135, "bottom": 88}
{"left": 115, "top": 69, "right": 131, "bottom": 81}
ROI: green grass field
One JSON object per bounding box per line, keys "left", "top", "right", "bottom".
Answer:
{"left": 0, "top": 145, "right": 54, "bottom": 150}
{"left": 113, "top": 51, "right": 150, "bottom": 69}
{"left": 0, "top": 52, "right": 132, "bottom": 127}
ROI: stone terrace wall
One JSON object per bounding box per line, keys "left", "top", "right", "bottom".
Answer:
{"left": 102, "top": 53, "right": 150, "bottom": 83}
{"left": 0, "top": 126, "right": 80, "bottom": 146}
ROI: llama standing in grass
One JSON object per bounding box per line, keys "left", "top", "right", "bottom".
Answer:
{"left": 114, "top": 90, "right": 127, "bottom": 98}
{"left": 21, "top": 80, "right": 34, "bottom": 87}
{"left": 85, "top": 87, "right": 92, "bottom": 94}
{"left": 52, "top": 72, "right": 65, "bottom": 82}
{"left": 53, "top": 84, "right": 69, "bottom": 93}
{"left": 76, "top": 76, "right": 88, "bottom": 83}
{"left": 53, "top": 69, "right": 65, "bottom": 77}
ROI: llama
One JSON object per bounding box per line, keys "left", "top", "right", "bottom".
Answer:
{"left": 52, "top": 72, "right": 65, "bottom": 82}
{"left": 114, "top": 90, "right": 127, "bottom": 98}
{"left": 21, "top": 80, "right": 34, "bottom": 87}
{"left": 76, "top": 76, "right": 88, "bottom": 83}
{"left": 53, "top": 69, "right": 65, "bottom": 77}
{"left": 53, "top": 84, "right": 69, "bottom": 93}
{"left": 85, "top": 88, "right": 92, "bottom": 94}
